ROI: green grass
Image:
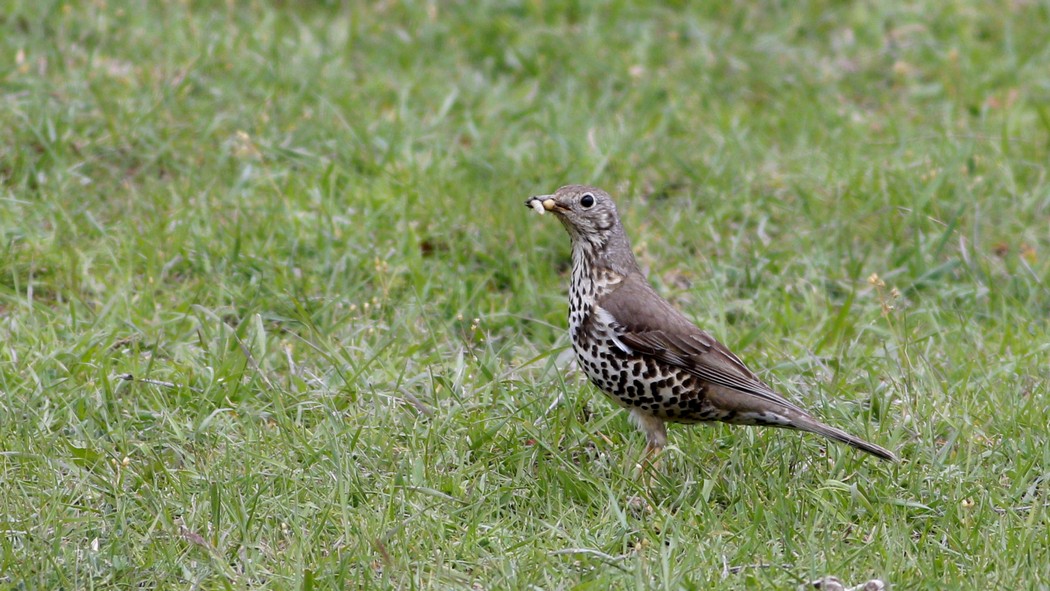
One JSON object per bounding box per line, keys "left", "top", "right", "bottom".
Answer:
{"left": 2, "top": 0, "right": 1049, "bottom": 588}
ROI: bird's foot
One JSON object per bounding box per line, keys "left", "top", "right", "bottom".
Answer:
{"left": 635, "top": 442, "right": 664, "bottom": 480}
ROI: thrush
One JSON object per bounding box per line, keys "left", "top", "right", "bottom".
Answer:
{"left": 526, "top": 185, "right": 897, "bottom": 462}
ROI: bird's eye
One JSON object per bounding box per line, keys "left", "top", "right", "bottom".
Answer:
{"left": 580, "top": 194, "right": 595, "bottom": 208}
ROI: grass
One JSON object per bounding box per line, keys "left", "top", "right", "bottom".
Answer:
{"left": 1, "top": 0, "right": 1049, "bottom": 588}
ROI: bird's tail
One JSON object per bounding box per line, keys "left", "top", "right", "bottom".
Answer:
{"left": 796, "top": 417, "right": 898, "bottom": 462}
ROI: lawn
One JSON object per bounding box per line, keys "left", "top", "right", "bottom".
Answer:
{"left": 1, "top": 0, "right": 1049, "bottom": 588}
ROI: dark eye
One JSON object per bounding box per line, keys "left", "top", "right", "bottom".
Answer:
{"left": 580, "top": 194, "right": 595, "bottom": 208}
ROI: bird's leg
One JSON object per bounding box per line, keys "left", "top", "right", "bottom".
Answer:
{"left": 630, "top": 410, "right": 667, "bottom": 473}
{"left": 644, "top": 440, "right": 664, "bottom": 460}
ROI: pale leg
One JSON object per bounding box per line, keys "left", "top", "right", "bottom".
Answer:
{"left": 630, "top": 409, "right": 667, "bottom": 471}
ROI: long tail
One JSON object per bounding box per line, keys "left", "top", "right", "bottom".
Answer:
{"left": 797, "top": 417, "right": 898, "bottom": 462}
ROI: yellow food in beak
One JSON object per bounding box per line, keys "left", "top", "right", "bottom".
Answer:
{"left": 526, "top": 196, "right": 558, "bottom": 215}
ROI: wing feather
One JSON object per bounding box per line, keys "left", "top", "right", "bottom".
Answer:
{"left": 600, "top": 274, "right": 808, "bottom": 415}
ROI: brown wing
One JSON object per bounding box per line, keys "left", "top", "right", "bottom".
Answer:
{"left": 598, "top": 273, "right": 809, "bottom": 415}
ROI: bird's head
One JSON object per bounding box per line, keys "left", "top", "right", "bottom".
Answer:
{"left": 525, "top": 185, "right": 621, "bottom": 247}
{"left": 525, "top": 184, "right": 640, "bottom": 274}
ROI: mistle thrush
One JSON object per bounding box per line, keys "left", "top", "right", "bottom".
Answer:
{"left": 526, "top": 185, "right": 897, "bottom": 462}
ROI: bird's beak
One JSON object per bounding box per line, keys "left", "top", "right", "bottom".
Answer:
{"left": 525, "top": 195, "right": 558, "bottom": 215}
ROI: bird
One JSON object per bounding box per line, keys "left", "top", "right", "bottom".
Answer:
{"left": 525, "top": 184, "right": 897, "bottom": 462}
